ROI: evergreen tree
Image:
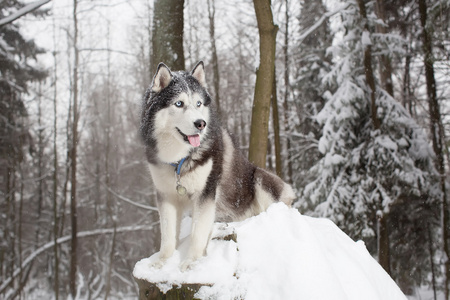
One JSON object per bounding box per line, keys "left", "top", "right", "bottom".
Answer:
{"left": 0, "top": 0, "right": 47, "bottom": 293}
{"left": 301, "top": 0, "right": 440, "bottom": 289}
{"left": 0, "top": 1, "right": 46, "bottom": 177}
{"left": 290, "top": 0, "right": 333, "bottom": 191}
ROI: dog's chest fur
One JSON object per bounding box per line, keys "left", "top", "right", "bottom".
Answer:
{"left": 148, "top": 158, "right": 213, "bottom": 198}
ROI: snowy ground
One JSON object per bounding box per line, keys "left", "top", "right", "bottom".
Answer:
{"left": 134, "top": 203, "right": 407, "bottom": 300}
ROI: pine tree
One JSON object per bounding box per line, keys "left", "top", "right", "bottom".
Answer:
{"left": 0, "top": 1, "right": 47, "bottom": 174}
{"left": 301, "top": 0, "right": 440, "bottom": 287}
{"left": 290, "top": 0, "right": 333, "bottom": 191}
{"left": 0, "top": 0, "right": 47, "bottom": 293}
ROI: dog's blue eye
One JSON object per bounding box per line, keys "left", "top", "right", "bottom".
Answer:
{"left": 196, "top": 101, "right": 202, "bottom": 107}
{"left": 175, "top": 101, "right": 184, "bottom": 107}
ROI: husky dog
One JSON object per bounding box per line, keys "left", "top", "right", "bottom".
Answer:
{"left": 140, "top": 61, "right": 295, "bottom": 270}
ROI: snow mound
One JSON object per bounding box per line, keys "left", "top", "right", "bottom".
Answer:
{"left": 133, "top": 203, "right": 406, "bottom": 300}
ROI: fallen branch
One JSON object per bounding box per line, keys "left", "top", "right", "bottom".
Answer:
{"left": 0, "top": 223, "right": 158, "bottom": 294}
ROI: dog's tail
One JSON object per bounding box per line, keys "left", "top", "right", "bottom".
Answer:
{"left": 253, "top": 168, "right": 295, "bottom": 212}
{"left": 279, "top": 182, "right": 295, "bottom": 207}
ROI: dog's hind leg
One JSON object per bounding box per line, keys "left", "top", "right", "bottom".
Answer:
{"left": 180, "top": 198, "right": 216, "bottom": 271}
{"left": 151, "top": 197, "right": 180, "bottom": 268}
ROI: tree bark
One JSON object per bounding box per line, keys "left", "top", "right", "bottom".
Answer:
{"left": 18, "top": 168, "right": 24, "bottom": 299}
{"left": 377, "top": 212, "right": 391, "bottom": 274}
{"left": 357, "top": 0, "right": 380, "bottom": 130}
{"left": 151, "top": 0, "right": 185, "bottom": 72}
{"left": 428, "top": 222, "right": 438, "bottom": 300}
{"left": 248, "top": 0, "right": 278, "bottom": 168}
{"left": 283, "top": 0, "right": 293, "bottom": 184}
{"left": 104, "top": 224, "right": 117, "bottom": 300}
{"left": 418, "top": 0, "right": 450, "bottom": 297}
{"left": 70, "top": 0, "right": 79, "bottom": 297}
{"left": 36, "top": 82, "right": 43, "bottom": 248}
{"left": 207, "top": 0, "right": 221, "bottom": 117}
{"left": 402, "top": 52, "right": 413, "bottom": 115}
{"left": 52, "top": 18, "right": 60, "bottom": 300}
{"left": 375, "top": 0, "right": 394, "bottom": 96}
{"left": 271, "top": 70, "right": 282, "bottom": 177}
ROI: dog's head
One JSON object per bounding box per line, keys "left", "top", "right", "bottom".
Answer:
{"left": 140, "top": 61, "right": 212, "bottom": 164}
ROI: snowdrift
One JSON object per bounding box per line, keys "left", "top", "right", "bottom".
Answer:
{"left": 133, "top": 203, "right": 406, "bottom": 300}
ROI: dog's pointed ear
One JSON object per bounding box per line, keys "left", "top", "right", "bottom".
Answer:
{"left": 191, "top": 61, "right": 206, "bottom": 87}
{"left": 151, "top": 63, "right": 173, "bottom": 92}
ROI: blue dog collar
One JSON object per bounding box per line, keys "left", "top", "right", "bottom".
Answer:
{"left": 170, "top": 157, "right": 188, "bottom": 175}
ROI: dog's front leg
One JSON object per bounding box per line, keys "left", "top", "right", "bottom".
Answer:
{"left": 152, "top": 197, "right": 179, "bottom": 268}
{"left": 180, "top": 199, "right": 215, "bottom": 271}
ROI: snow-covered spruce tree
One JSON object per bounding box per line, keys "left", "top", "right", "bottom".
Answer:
{"left": 290, "top": 0, "right": 333, "bottom": 192}
{"left": 300, "top": 0, "right": 440, "bottom": 287}
{"left": 0, "top": 1, "right": 47, "bottom": 296}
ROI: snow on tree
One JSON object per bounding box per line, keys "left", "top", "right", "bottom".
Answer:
{"left": 0, "top": 0, "right": 50, "bottom": 26}
{"left": 299, "top": 0, "right": 441, "bottom": 286}
{"left": 0, "top": 0, "right": 47, "bottom": 284}
{"left": 289, "top": 0, "right": 334, "bottom": 191}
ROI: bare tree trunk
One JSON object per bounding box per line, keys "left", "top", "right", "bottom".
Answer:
{"left": 60, "top": 99, "right": 71, "bottom": 239}
{"left": 18, "top": 167, "right": 24, "bottom": 300}
{"left": 283, "top": 0, "right": 293, "bottom": 184}
{"left": 271, "top": 70, "right": 282, "bottom": 177}
{"left": 105, "top": 21, "right": 113, "bottom": 225}
{"left": 418, "top": 0, "right": 449, "bottom": 297}
{"left": 248, "top": 0, "right": 278, "bottom": 168}
{"left": 60, "top": 36, "right": 73, "bottom": 238}
{"left": 6, "top": 167, "right": 17, "bottom": 290}
{"left": 52, "top": 20, "right": 59, "bottom": 299}
{"left": 146, "top": 0, "right": 153, "bottom": 86}
{"left": 104, "top": 224, "right": 117, "bottom": 300}
{"left": 357, "top": 0, "right": 380, "bottom": 130}
{"left": 151, "top": 0, "right": 185, "bottom": 72}
{"left": 70, "top": 0, "right": 80, "bottom": 297}
{"left": 374, "top": 0, "right": 393, "bottom": 96}
{"left": 104, "top": 25, "right": 115, "bottom": 300}
{"left": 428, "top": 222, "right": 437, "bottom": 300}
{"left": 207, "top": 0, "right": 221, "bottom": 117}
{"left": 377, "top": 213, "right": 391, "bottom": 274}
{"left": 36, "top": 82, "right": 43, "bottom": 247}
{"left": 402, "top": 52, "right": 413, "bottom": 115}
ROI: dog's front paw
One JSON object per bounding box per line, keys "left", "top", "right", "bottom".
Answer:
{"left": 180, "top": 257, "right": 197, "bottom": 272}
{"left": 149, "top": 251, "right": 173, "bottom": 269}
{"left": 149, "top": 258, "right": 166, "bottom": 269}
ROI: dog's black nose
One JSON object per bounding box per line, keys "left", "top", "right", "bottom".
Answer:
{"left": 194, "top": 119, "right": 206, "bottom": 131}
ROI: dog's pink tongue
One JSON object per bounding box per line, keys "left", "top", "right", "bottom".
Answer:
{"left": 187, "top": 135, "right": 200, "bottom": 147}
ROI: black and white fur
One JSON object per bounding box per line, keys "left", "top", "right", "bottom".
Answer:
{"left": 140, "top": 61, "right": 295, "bottom": 270}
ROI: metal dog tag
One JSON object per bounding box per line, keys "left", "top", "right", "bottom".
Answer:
{"left": 176, "top": 184, "right": 187, "bottom": 195}
{"left": 175, "top": 174, "right": 187, "bottom": 195}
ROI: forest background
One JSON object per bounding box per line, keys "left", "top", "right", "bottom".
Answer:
{"left": 0, "top": 0, "right": 449, "bottom": 299}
